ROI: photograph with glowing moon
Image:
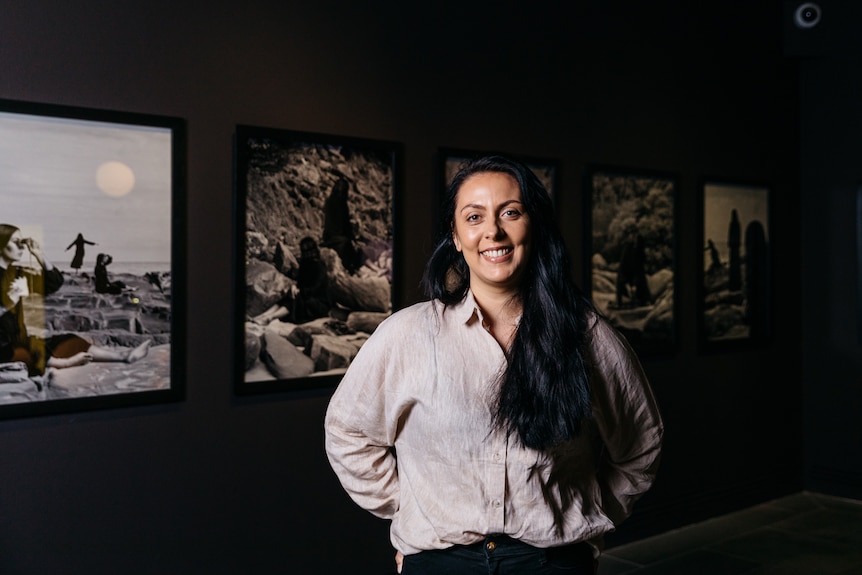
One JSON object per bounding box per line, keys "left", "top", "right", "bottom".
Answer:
{"left": 0, "top": 99, "right": 185, "bottom": 418}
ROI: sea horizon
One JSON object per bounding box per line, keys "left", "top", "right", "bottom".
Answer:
{"left": 59, "top": 261, "right": 171, "bottom": 276}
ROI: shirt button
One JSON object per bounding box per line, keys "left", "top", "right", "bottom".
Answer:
{"left": 493, "top": 452, "right": 502, "bottom": 462}
{"left": 486, "top": 541, "right": 496, "bottom": 552}
{"left": 492, "top": 499, "right": 502, "bottom": 508}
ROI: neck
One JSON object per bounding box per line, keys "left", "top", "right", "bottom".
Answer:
{"left": 470, "top": 284, "right": 522, "bottom": 349}
{"left": 471, "top": 281, "right": 519, "bottom": 310}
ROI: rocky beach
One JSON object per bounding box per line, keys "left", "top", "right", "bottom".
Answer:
{"left": 239, "top": 139, "right": 395, "bottom": 385}
{"left": 0, "top": 269, "right": 173, "bottom": 405}
{"left": 243, "top": 245, "right": 391, "bottom": 383}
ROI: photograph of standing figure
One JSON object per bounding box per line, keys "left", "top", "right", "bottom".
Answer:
{"left": 234, "top": 125, "right": 401, "bottom": 393}
{"left": 700, "top": 181, "right": 771, "bottom": 348}
{"left": 587, "top": 167, "right": 676, "bottom": 355}
{"left": 0, "top": 99, "right": 184, "bottom": 418}
{"left": 65, "top": 232, "right": 96, "bottom": 274}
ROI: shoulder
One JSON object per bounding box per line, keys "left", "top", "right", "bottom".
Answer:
{"left": 340, "top": 300, "right": 440, "bottom": 376}
{"left": 584, "top": 311, "right": 612, "bottom": 341}
{"left": 584, "top": 312, "right": 639, "bottom": 366}
{"left": 364, "top": 300, "right": 439, "bottom": 342}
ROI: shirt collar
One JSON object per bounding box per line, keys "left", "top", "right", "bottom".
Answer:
{"left": 447, "top": 289, "right": 483, "bottom": 326}
{"left": 445, "top": 289, "right": 525, "bottom": 329}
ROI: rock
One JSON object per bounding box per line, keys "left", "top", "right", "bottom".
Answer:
{"left": 286, "top": 317, "right": 353, "bottom": 349}
{"left": 705, "top": 304, "right": 746, "bottom": 339}
{"left": 261, "top": 330, "right": 314, "bottom": 379}
{"left": 346, "top": 311, "right": 389, "bottom": 334}
{"left": 647, "top": 269, "right": 673, "bottom": 300}
{"left": 273, "top": 241, "right": 299, "bottom": 275}
{"left": 592, "top": 252, "right": 609, "bottom": 269}
{"left": 309, "top": 334, "right": 361, "bottom": 372}
{"left": 245, "top": 259, "right": 296, "bottom": 317}
{"left": 245, "top": 330, "right": 261, "bottom": 371}
{"left": 246, "top": 231, "right": 269, "bottom": 260}
{"left": 592, "top": 269, "right": 616, "bottom": 295}
{"left": 320, "top": 248, "right": 391, "bottom": 312}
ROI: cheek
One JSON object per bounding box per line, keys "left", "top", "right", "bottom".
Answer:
{"left": 517, "top": 227, "right": 533, "bottom": 257}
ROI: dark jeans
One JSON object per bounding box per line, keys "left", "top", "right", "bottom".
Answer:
{"left": 401, "top": 535, "right": 596, "bottom": 575}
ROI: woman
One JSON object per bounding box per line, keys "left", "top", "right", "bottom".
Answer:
{"left": 0, "top": 224, "right": 150, "bottom": 378}
{"left": 65, "top": 232, "right": 96, "bottom": 274}
{"left": 324, "top": 157, "right": 663, "bottom": 574}
{"left": 94, "top": 253, "right": 128, "bottom": 295}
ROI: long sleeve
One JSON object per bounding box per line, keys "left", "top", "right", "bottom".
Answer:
{"left": 324, "top": 313, "right": 406, "bottom": 519}
{"left": 587, "top": 317, "right": 664, "bottom": 526}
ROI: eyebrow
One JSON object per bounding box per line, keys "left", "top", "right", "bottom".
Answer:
{"left": 458, "top": 199, "right": 524, "bottom": 214}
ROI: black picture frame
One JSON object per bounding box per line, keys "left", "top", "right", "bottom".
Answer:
{"left": 584, "top": 165, "right": 677, "bottom": 356}
{"left": 233, "top": 125, "right": 402, "bottom": 394}
{"left": 0, "top": 98, "right": 187, "bottom": 419}
{"left": 858, "top": 184, "right": 862, "bottom": 345}
{"left": 698, "top": 179, "right": 771, "bottom": 350}
{"left": 436, "top": 147, "right": 558, "bottom": 200}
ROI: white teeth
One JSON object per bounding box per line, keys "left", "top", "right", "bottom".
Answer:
{"left": 483, "top": 248, "right": 511, "bottom": 257}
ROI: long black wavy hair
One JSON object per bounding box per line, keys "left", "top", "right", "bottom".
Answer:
{"left": 422, "top": 155, "right": 594, "bottom": 450}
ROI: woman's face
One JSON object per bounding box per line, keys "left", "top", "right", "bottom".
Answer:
{"left": 452, "top": 171, "right": 532, "bottom": 296}
{"left": 2, "top": 230, "right": 25, "bottom": 264}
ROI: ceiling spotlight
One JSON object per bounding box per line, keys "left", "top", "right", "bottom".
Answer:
{"left": 794, "top": 2, "right": 821, "bottom": 29}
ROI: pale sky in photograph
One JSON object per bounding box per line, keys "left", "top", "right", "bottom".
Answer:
{"left": 0, "top": 110, "right": 173, "bottom": 270}
{"left": 704, "top": 182, "right": 769, "bottom": 260}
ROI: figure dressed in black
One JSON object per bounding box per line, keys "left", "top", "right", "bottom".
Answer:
{"left": 322, "top": 177, "right": 360, "bottom": 273}
{"left": 616, "top": 226, "right": 651, "bottom": 308}
{"left": 65, "top": 233, "right": 96, "bottom": 274}
{"left": 705, "top": 239, "right": 722, "bottom": 274}
{"left": 251, "top": 237, "right": 331, "bottom": 326}
{"left": 744, "top": 221, "right": 770, "bottom": 340}
{"left": 728, "top": 209, "right": 742, "bottom": 291}
{"left": 94, "top": 253, "right": 127, "bottom": 295}
{"left": 293, "top": 237, "right": 331, "bottom": 322}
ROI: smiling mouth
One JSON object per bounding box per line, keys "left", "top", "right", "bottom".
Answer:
{"left": 481, "top": 247, "right": 513, "bottom": 258}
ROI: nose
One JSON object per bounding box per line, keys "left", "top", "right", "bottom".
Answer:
{"left": 484, "top": 217, "right": 504, "bottom": 239}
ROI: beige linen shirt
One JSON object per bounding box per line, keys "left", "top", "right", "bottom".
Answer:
{"left": 324, "top": 291, "right": 663, "bottom": 555}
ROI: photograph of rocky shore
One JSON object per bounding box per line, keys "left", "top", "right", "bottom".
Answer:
{"left": 0, "top": 101, "right": 181, "bottom": 415}
{"left": 235, "top": 127, "right": 399, "bottom": 391}
{"left": 0, "top": 268, "right": 172, "bottom": 406}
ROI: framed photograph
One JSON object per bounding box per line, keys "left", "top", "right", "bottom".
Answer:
{"left": 234, "top": 125, "right": 402, "bottom": 394}
{"left": 437, "top": 147, "right": 558, "bottom": 201}
{"left": 699, "top": 179, "right": 771, "bottom": 350}
{"left": 0, "top": 98, "right": 186, "bottom": 419}
{"left": 858, "top": 185, "right": 862, "bottom": 344}
{"left": 585, "top": 165, "right": 677, "bottom": 355}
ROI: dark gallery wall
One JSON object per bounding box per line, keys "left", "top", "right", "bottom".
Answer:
{"left": 0, "top": 1, "right": 828, "bottom": 573}
{"left": 796, "top": 1, "right": 862, "bottom": 499}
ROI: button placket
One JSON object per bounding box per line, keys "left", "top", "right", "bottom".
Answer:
{"left": 487, "top": 435, "right": 507, "bottom": 531}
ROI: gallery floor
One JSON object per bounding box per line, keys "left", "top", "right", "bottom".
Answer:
{"left": 598, "top": 491, "right": 862, "bottom": 574}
